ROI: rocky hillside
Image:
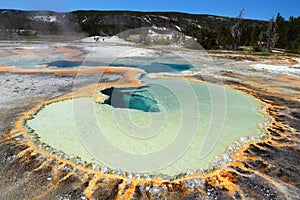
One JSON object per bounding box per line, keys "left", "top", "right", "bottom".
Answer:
{"left": 3, "top": 9, "right": 299, "bottom": 53}
{"left": 0, "top": 9, "right": 266, "bottom": 37}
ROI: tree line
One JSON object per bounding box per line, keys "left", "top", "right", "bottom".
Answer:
{"left": 190, "top": 12, "right": 300, "bottom": 53}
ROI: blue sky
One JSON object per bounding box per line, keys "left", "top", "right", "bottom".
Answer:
{"left": 0, "top": 0, "right": 299, "bottom": 20}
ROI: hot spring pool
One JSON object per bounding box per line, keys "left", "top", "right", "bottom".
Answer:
{"left": 26, "top": 78, "right": 265, "bottom": 176}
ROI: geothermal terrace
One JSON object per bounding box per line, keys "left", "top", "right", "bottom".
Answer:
{"left": 0, "top": 37, "right": 299, "bottom": 199}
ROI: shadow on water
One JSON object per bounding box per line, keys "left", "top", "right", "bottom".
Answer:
{"left": 101, "top": 86, "right": 160, "bottom": 112}
{"left": 46, "top": 60, "right": 194, "bottom": 73}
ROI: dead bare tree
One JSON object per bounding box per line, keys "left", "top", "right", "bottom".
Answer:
{"left": 266, "top": 17, "right": 278, "bottom": 52}
{"left": 230, "top": 8, "right": 244, "bottom": 50}
{"left": 172, "top": 31, "right": 186, "bottom": 46}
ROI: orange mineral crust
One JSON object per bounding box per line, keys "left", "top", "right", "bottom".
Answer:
{"left": 10, "top": 46, "right": 86, "bottom": 61}
{"left": 0, "top": 63, "right": 299, "bottom": 199}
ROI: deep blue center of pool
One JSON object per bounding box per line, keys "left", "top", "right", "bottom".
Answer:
{"left": 101, "top": 86, "right": 160, "bottom": 112}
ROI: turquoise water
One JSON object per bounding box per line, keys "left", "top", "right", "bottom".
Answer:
{"left": 0, "top": 49, "right": 66, "bottom": 69}
{"left": 26, "top": 79, "right": 265, "bottom": 176}
{"left": 101, "top": 86, "right": 160, "bottom": 112}
{"left": 46, "top": 61, "right": 194, "bottom": 73}
{"left": 0, "top": 52, "right": 193, "bottom": 72}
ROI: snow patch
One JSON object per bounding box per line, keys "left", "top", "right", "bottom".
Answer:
{"left": 32, "top": 15, "right": 59, "bottom": 23}
{"left": 207, "top": 16, "right": 226, "bottom": 21}
{"left": 143, "top": 17, "right": 151, "bottom": 24}
{"left": 152, "top": 26, "right": 167, "bottom": 31}
{"left": 148, "top": 29, "right": 160, "bottom": 37}
{"left": 81, "top": 17, "right": 88, "bottom": 23}
{"left": 159, "top": 15, "right": 169, "bottom": 20}
{"left": 147, "top": 29, "right": 172, "bottom": 39}
{"left": 174, "top": 25, "right": 181, "bottom": 31}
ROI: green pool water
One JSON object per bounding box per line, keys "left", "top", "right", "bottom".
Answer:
{"left": 27, "top": 78, "right": 265, "bottom": 176}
